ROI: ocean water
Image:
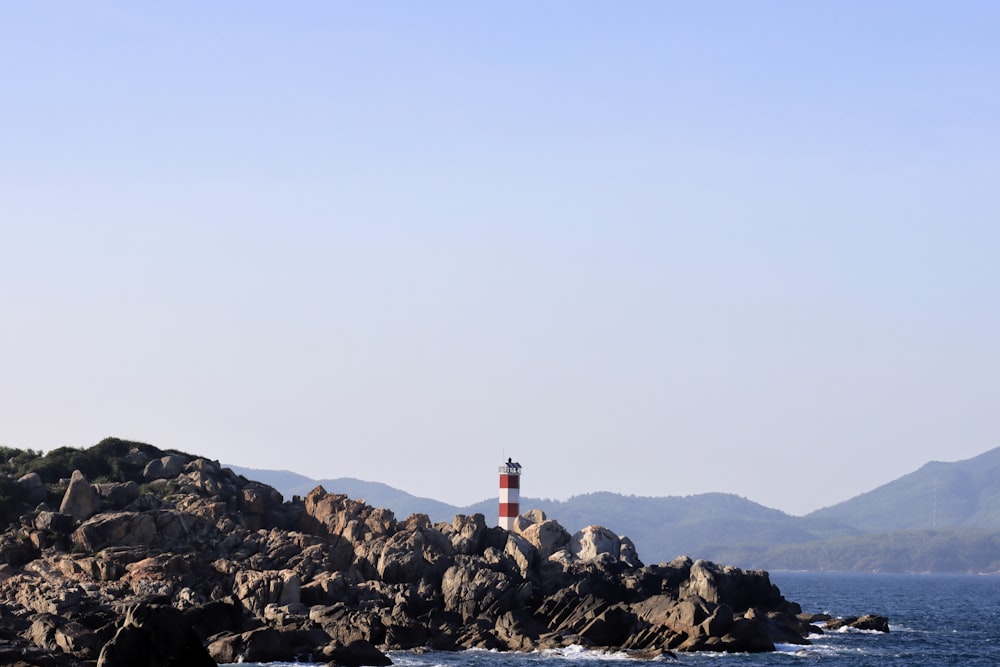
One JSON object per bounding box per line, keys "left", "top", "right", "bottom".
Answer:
{"left": 244, "top": 572, "right": 1000, "bottom": 666}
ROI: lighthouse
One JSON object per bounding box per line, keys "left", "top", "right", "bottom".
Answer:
{"left": 498, "top": 457, "right": 522, "bottom": 530}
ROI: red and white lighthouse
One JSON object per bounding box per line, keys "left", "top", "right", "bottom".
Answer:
{"left": 498, "top": 457, "right": 522, "bottom": 530}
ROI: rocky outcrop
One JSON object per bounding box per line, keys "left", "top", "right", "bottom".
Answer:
{"left": 0, "top": 439, "right": 889, "bottom": 665}
{"left": 59, "top": 471, "right": 100, "bottom": 523}
{"left": 17, "top": 471, "right": 48, "bottom": 505}
{"left": 825, "top": 614, "right": 891, "bottom": 632}
{"left": 98, "top": 604, "right": 215, "bottom": 667}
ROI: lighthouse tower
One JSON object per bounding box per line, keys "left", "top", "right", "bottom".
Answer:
{"left": 498, "top": 458, "right": 522, "bottom": 530}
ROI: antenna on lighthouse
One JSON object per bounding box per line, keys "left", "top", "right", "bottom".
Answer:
{"left": 498, "top": 457, "right": 522, "bottom": 531}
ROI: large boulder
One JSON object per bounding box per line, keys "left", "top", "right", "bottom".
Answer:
{"left": 142, "top": 455, "right": 187, "bottom": 481}
{"left": 519, "top": 519, "right": 570, "bottom": 560}
{"left": 24, "top": 612, "right": 101, "bottom": 659}
{"left": 59, "top": 470, "right": 100, "bottom": 523}
{"left": 16, "top": 472, "right": 48, "bottom": 505}
{"left": 34, "top": 511, "right": 73, "bottom": 534}
{"left": 376, "top": 529, "right": 425, "bottom": 584}
{"left": 680, "top": 560, "right": 784, "bottom": 612}
{"left": 95, "top": 481, "right": 140, "bottom": 509}
{"left": 441, "top": 562, "right": 531, "bottom": 621}
{"left": 234, "top": 570, "right": 301, "bottom": 618}
{"left": 448, "top": 513, "right": 487, "bottom": 555}
{"left": 323, "top": 639, "right": 393, "bottom": 666}
{"left": 72, "top": 512, "right": 156, "bottom": 552}
{"left": 97, "top": 604, "right": 215, "bottom": 667}
{"left": 825, "top": 614, "right": 890, "bottom": 632}
{"left": 569, "top": 525, "right": 621, "bottom": 562}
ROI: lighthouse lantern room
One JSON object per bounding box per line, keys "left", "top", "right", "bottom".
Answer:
{"left": 498, "top": 458, "right": 522, "bottom": 530}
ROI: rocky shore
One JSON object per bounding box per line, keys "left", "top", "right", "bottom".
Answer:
{"left": 0, "top": 439, "right": 888, "bottom": 665}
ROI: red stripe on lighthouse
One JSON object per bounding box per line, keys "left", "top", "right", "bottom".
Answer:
{"left": 499, "top": 502, "right": 519, "bottom": 517}
{"left": 499, "top": 475, "right": 520, "bottom": 489}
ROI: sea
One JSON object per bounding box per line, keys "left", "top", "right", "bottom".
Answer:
{"left": 243, "top": 572, "right": 999, "bottom": 667}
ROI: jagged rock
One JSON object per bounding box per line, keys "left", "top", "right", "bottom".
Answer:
{"left": 33, "top": 512, "right": 73, "bottom": 534}
{"left": 504, "top": 532, "right": 536, "bottom": 575}
{"left": 448, "top": 513, "right": 487, "bottom": 555}
{"left": 441, "top": 562, "right": 531, "bottom": 621}
{"left": 494, "top": 609, "right": 543, "bottom": 651}
{"left": 58, "top": 471, "right": 100, "bottom": 523}
{"left": 97, "top": 604, "right": 215, "bottom": 667}
{"left": 95, "top": 481, "right": 140, "bottom": 509}
{"left": 376, "top": 529, "right": 425, "bottom": 584}
{"left": 680, "top": 560, "right": 785, "bottom": 612}
{"left": 519, "top": 519, "right": 570, "bottom": 560}
{"left": 825, "top": 614, "right": 890, "bottom": 632}
{"left": 512, "top": 508, "right": 547, "bottom": 534}
{"left": 234, "top": 569, "right": 301, "bottom": 618}
{"left": 142, "top": 455, "right": 186, "bottom": 481}
{"left": 0, "top": 440, "right": 888, "bottom": 665}
{"left": 323, "top": 639, "right": 393, "bottom": 666}
{"left": 569, "top": 525, "right": 621, "bottom": 562}
{"left": 72, "top": 512, "right": 156, "bottom": 552}
{"left": 25, "top": 613, "right": 101, "bottom": 658}
{"left": 619, "top": 536, "right": 643, "bottom": 567}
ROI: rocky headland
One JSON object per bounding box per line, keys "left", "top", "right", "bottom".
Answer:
{"left": 0, "top": 439, "right": 887, "bottom": 665}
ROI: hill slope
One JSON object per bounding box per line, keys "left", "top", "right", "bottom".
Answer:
{"left": 805, "top": 447, "right": 1000, "bottom": 532}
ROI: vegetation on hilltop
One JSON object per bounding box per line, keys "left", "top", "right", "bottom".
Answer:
{"left": 0, "top": 437, "right": 190, "bottom": 525}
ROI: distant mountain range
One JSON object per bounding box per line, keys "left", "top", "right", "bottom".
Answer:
{"left": 227, "top": 447, "right": 1000, "bottom": 574}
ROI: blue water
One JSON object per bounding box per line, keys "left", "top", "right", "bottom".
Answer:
{"left": 244, "top": 572, "right": 1000, "bottom": 666}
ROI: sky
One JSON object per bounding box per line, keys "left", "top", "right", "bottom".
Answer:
{"left": 1, "top": 2, "right": 998, "bottom": 516}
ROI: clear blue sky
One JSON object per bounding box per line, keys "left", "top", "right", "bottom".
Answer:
{"left": 2, "top": 2, "right": 997, "bottom": 515}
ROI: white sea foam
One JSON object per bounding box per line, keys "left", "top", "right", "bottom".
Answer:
{"left": 537, "top": 644, "right": 637, "bottom": 661}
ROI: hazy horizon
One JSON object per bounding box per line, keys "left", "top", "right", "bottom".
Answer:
{"left": 3, "top": 3, "right": 998, "bottom": 516}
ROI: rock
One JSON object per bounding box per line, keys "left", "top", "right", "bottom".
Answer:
{"left": 376, "top": 529, "right": 425, "bottom": 584}
{"left": 16, "top": 472, "right": 48, "bottom": 505}
{"left": 494, "top": 609, "right": 543, "bottom": 651}
{"left": 72, "top": 512, "right": 156, "bottom": 552}
{"left": 825, "top": 614, "right": 890, "bottom": 632}
{"left": 619, "top": 536, "right": 642, "bottom": 568}
{"left": 680, "top": 560, "right": 784, "bottom": 612}
{"left": 25, "top": 613, "right": 100, "bottom": 658}
{"left": 504, "top": 532, "right": 536, "bottom": 575}
{"left": 97, "top": 604, "right": 215, "bottom": 667}
{"left": 123, "top": 447, "right": 150, "bottom": 467}
{"left": 441, "top": 562, "right": 531, "bottom": 621}
{"left": 323, "top": 639, "right": 393, "bottom": 666}
{"left": 569, "top": 525, "right": 621, "bottom": 562}
{"left": 58, "top": 471, "right": 100, "bottom": 522}
{"left": 207, "top": 627, "right": 283, "bottom": 663}
{"left": 95, "top": 481, "right": 140, "bottom": 509}
{"left": 234, "top": 569, "right": 301, "bottom": 618}
{"left": 0, "top": 440, "right": 893, "bottom": 665}
{"left": 142, "top": 455, "right": 186, "bottom": 481}
{"left": 33, "top": 512, "right": 73, "bottom": 534}
{"left": 519, "top": 519, "right": 570, "bottom": 560}
{"left": 448, "top": 514, "right": 486, "bottom": 555}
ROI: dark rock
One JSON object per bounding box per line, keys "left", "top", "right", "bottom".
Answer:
{"left": 72, "top": 511, "right": 156, "bottom": 552}
{"left": 33, "top": 512, "right": 73, "bottom": 534}
{"left": 16, "top": 472, "right": 48, "bottom": 505}
{"left": 25, "top": 612, "right": 101, "bottom": 658}
{"left": 825, "top": 614, "right": 890, "bottom": 632}
{"left": 97, "top": 604, "right": 215, "bottom": 667}
{"left": 324, "top": 639, "right": 393, "bottom": 666}
{"left": 95, "top": 481, "right": 140, "bottom": 509}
